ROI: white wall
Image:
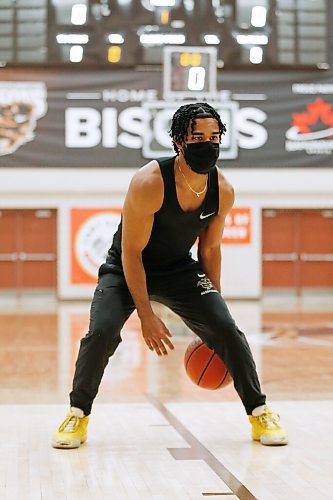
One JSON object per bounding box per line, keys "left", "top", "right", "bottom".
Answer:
{"left": 1, "top": 167, "right": 333, "bottom": 299}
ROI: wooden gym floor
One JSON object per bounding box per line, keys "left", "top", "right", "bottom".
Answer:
{"left": 0, "top": 296, "right": 332, "bottom": 499}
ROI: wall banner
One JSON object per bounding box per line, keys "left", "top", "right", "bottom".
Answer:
{"left": 71, "top": 208, "right": 121, "bottom": 285}
{"left": 1, "top": 68, "right": 333, "bottom": 168}
{"left": 223, "top": 207, "right": 251, "bottom": 244}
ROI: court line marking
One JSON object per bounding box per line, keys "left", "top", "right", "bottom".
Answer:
{"left": 146, "top": 393, "right": 257, "bottom": 500}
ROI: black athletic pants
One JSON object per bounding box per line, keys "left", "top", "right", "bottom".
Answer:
{"left": 70, "top": 268, "right": 266, "bottom": 416}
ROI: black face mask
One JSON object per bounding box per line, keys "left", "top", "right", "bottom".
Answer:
{"left": 183, "top": 141, "right": 220, "bottom": 174}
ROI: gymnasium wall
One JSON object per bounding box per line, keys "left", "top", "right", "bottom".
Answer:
{"left": 1, "top": 68, "right": 333, "bottom": 298}
{"left": 1, "top": 167, "right": 332, "bottom": 299}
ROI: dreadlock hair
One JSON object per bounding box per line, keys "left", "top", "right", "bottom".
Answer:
{"left": 169, "top": 102, "right": 227, "bottom": 154}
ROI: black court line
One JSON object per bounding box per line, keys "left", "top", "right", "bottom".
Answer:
{"left": 146, "top": 393, "right": 257, "bottom": 500}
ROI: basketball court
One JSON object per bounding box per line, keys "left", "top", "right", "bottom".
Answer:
{"left": 0, "top": 297, "right": 332, "bottom": 499}
{"left": 1, "top": 0, "right": 333, "bottom": 498}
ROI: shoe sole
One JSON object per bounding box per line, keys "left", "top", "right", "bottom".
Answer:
{"left": 51, "top": 439, "right": 82, "bottom": 449}
{"left": 260, "top": 436, "right": 288, "bottom": 446}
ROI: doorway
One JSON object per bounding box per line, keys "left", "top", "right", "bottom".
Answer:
{"left": 0, "top": 209, "right": 57, "bottom": 295}
{"left": 262, "top": 209, "right": 333, "bottom": 295}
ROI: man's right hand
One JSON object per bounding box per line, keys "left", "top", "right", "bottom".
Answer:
{"left": 140, "top": 314, "right": 175, "bottom": 356}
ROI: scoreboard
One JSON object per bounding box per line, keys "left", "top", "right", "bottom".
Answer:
{"left": 163, "top": 46, "right": 217, "bottom": 100}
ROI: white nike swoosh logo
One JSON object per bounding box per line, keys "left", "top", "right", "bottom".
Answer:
{"left": 200, "top": 212, "right": 215, "bottom": 219}
{"left": 197, "top": 273, "right": 205, "bottom": 277}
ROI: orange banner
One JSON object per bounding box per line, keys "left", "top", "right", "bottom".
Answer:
{"left": 71, "top": 208, "right": 122, "bottom": 285}
{"left": 222, "top": 207, "right": 251, "bottom": 244}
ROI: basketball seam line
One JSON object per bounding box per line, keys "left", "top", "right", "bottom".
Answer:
{"left": 215, "top": 367, "right": 230, "bottom": 390}
{"left": 198, "top": 351, "right": 216, "bottom": 386}
{"left": 185, "top": 341, "right": 204, "bottom": 370}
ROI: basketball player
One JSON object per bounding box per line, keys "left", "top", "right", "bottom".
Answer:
{"left": 52, "top": 103, "right": 288, "bottom": 448}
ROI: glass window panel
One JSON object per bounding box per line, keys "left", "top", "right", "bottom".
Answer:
{"left": 298, "top": 39, "right": 326, "bottom": 51}
{"left": 297, "top": 0, "right": 325, "bottom": 10}
{"left": 17, "top": 0, "right": 47, "bottom": 6}
{"left": 277, "top": 0, "right": 296, "bottom": 9}
{"left": 17, "top": 48, "right": 47, "bottom": 63}
{"left": 17, "top": 22, "right": 46, "bottom": 35}
{"left": 0, "top": 9, "right": 13, "bottom": 21}
{"left": 17, "top": 8, "right": 47, "bottom": 21}
{"left": 298, "top": 12, "right": 326, "bottom": 24}
{"left": 298, "top": 25, "right": 326, "bottom": 37}
{"left": 0, "top": 37, "right": 13, "bottom": 49}
{"left": 17, "top": 35, "right": 46, "bottom": 48}
{"left": 278, "top": 38, "right": 295, "bottom": 50}
{"left": 0, "top": 24, "right": 12, "bottom": 35}
{"left": 277, "top": 24, "right": 295, "bottom": 37}
{"left": 276, "top": 11, "right": 295, "bottom": 23}
{"left": 278, "top": 51, "right": 295, "bottom": 64}
{"left": 0, "top": 50, "right": 12, "bottom": 60}
{"left": 299, "top": 51, "right": 326, "bottom": 64}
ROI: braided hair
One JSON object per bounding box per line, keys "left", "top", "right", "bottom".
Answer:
{"left": 169, "top": 102, "right": 227, "bottom": 154}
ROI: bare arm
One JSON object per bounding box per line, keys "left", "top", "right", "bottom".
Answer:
{"left": 198, "top": 173, "right": 235, "bottom": 293}
{"left": 121, "top": 161, "right": 174, "bottom": 356}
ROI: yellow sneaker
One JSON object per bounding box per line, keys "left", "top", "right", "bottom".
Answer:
{"left": 52, "top": 407, "right": 89, "bottom": 449}
{"left": 249, "top": 405, "right": 288, "bottom": 446}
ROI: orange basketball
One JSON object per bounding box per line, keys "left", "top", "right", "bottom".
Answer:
{"left": 184, "top": 338, "right": 232, "bottom": 390}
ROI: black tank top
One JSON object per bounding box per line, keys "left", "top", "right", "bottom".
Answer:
{"left": 99, "top": 156, "right": 219, "bottom": 276}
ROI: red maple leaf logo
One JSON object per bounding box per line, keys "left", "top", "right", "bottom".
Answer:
{"left": 291, "top": 98, "right": 333, "bottom": 134}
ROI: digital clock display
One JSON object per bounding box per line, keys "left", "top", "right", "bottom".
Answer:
{"left": 163, "top": 46, "right": 217, "bottom": 99}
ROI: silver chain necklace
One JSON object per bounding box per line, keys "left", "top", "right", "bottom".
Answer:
{"left": 177, "top": 157, "right": 208, "bottom": 197}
